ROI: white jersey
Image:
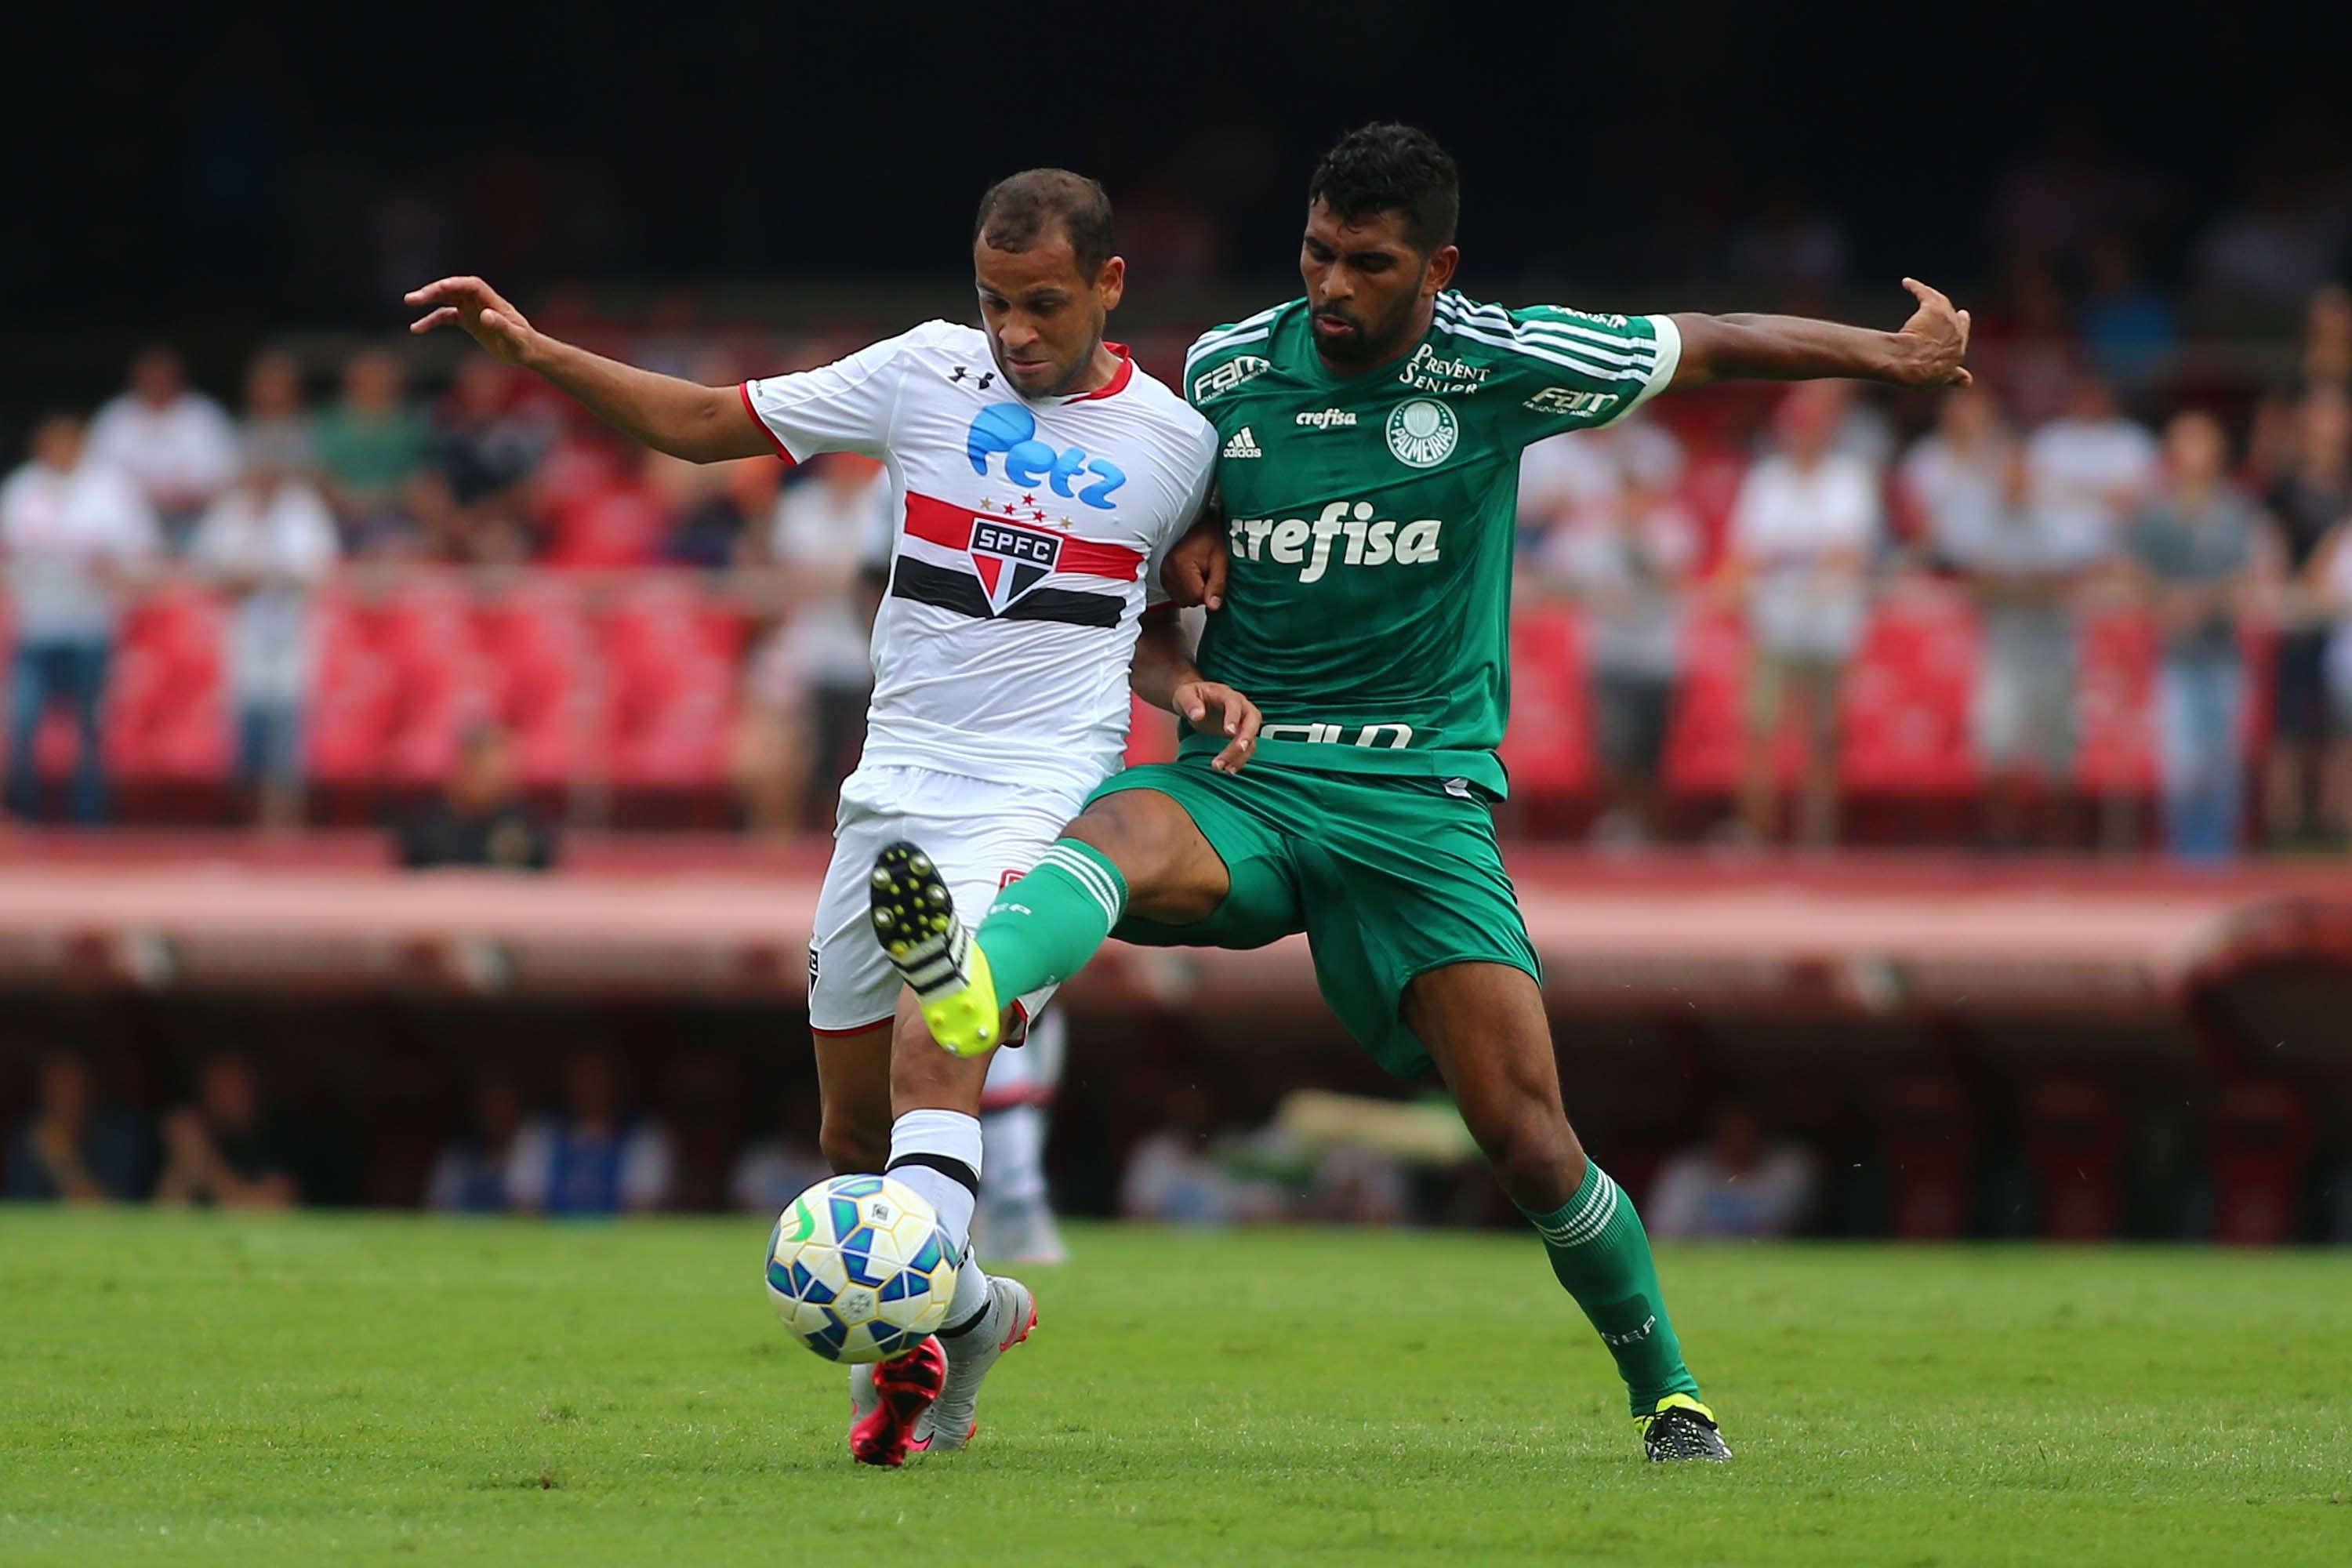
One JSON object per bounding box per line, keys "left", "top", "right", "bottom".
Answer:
{"left": 741, "top": 322, "right": 1216, "bottom": 796}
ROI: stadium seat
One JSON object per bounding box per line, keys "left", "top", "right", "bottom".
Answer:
{"left": 599, "top": 575, "right": 746, "bottom": 800}
{"left": 1838, "top": 590, "right": 1979, "bottom": 797}
{"left": 1497, "top": 607, "right": 1592, "bottom": 800}
{"left": 2074, "top": 610, "right": 2159, "bottom": 796}
{"left": 2206, "top": 1080, "right": 2312, "bottom": 1246}
{"left": 104, "top": 587, "right": 231, "bottom": 787}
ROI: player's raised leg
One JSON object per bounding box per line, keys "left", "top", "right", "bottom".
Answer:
{"left": 1403, "top": 961, "right": 1730, "bottom": 1462}
{"left": 877, "top": 790, "right": 1230, "bottom": 1058}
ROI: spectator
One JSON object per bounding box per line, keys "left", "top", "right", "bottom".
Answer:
{"left": 239, "top": 349, "right": 314, "bottom": 474}
{"left": 426, "top": 1069, "right": 528, "bottom": 1212}
{"left": 1533, "top": 459, "right": 1698, "bottom": 847}
{"left": 656, "top": 451, "right": 757, "bottom": 570}
{"left": 2129, "top": 411, "right": 2263, "bottom": 862}
{"left": 397, "top": 722, "right": 558, "bottom": 870}
{"left": 1915, "top": 391, "right": 2102, "bottom": 848}
{"left": 507, "top": 1047, "right": 673, "bottom": 1216}
{"left": 1724, "top": 385, "right": 1881, "bottom": 846}
{"left": 1120, "top": 1080, "right": 1285, "bottom": 1226}
{"left": 2, "top": 412, "right": 162, "bottom": 824}
{"left": 2314, "top": 521, "right": 2352, "bottom": 837}
{"left": 313, "top": 348, "right": 430, "bottom": 552}
{"left": 2262, "top": 388, "right": 2352, "bottom": 847}
{"left": 732, "top": 453, "right": 887, "bottom": 833}
{"left": 418, "top": 356, "right": 553, "bottom": 561}
{"left": 1646, "top": 1104, "right": 1820, "bottom": 1240}
{"left": 154, "top": 1051, "right": 299, "bottom": 1207}
{"left": 2024, "top": 372, "right": 2160, "bottom": 563}
{"left": 5, "top": 1050, "right": 147, "bottom": 1202}
{"left": 2078, "top": 236, "right": 2177, "bottom": 396}
{"left": 729, "top": 1094, "right": 830, "bottom": 1214}
{"left": 191, "top": 443, "right": 339, "bottom": 828}
{"left": 86, "top": 346, "right": 240, "bottom": 540}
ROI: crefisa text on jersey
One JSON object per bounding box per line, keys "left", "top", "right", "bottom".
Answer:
{"left": 1228, "top": 501, "right": 1443, "bottom": 583}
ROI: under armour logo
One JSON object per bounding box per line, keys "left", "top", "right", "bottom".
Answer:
{"left": 949, "top": 366, "right": 997, "bottom": 390}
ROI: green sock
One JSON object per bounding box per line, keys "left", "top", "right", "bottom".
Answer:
{"left": 976, "top": 840, "right": 1128, "bottom": 999}
{"left": 1523, "top": 1163, "right": 1700, "bottom": 1417}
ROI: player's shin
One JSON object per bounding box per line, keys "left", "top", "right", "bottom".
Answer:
{"left": 1522, "top": 1163, "right": 1702, "bottom": 1416}
{"left": 975, "top": 840, "right": 1127, "bottom": 999}
{"left": 884, "top": 1108, "right": 993, "bottom": 1329}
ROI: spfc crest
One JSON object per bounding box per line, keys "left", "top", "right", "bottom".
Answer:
{"left": 969, "top": 518, "right": 1064, "bottom": 613}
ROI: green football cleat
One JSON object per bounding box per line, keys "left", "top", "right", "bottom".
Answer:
{"left": 869, "top": 840, "right": 1001, "bottom": 1057}
{"left": 1638, "top": 1394, "right": 1732, "bottom": 1462}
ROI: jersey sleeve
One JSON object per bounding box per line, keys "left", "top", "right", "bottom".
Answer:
{"left": 1143, "top": 419, "right": 1220, "bottom": 608}
{"left": 739, "top": 325, "right": 931, "bottom": 463}
{"left": 1460, "top": 301, "right": 1682, "bottom": 446}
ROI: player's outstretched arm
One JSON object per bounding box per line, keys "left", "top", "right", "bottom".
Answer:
{"left": 405, "top": 276, "right": 774, "bottom": 463}
{"left": 1130, "top": 606, "right": 1261, "bottom": 773}
{"left": 1668, "top": 278, "right": 1972, "bottom": 392}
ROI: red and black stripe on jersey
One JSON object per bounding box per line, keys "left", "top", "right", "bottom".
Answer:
{"left": 891, "top": 493, "right": 1143, "bottom": 627}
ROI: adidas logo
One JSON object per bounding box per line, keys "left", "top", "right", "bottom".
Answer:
{"left": 1221, "top": 426, "right": 1263, "bottom": 459}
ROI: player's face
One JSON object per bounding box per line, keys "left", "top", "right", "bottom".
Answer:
{"left": 974, "top": 232, "right": 1126, "bottom": 399}
{"left": 1300, "top": 199, "right": 1458, "bottom": 369}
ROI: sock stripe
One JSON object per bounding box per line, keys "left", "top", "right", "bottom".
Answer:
{"left": 1535, "top": 1171, "right": 1623, "bottom": 1249}
{"left": 1037, "top": 846, "right": 1120, "bottom": 920}
{"left": 1036, "top": 847, "right": 1122, "bottom": 925}
{"left": 885, "top": 1151, "right": 979, "bottom": 1198}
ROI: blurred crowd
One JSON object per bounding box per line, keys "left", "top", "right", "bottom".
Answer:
{"left": 10, "top": 1040, "right": 2347, "bottom": 1246}
{"left": 8, "top": 273, "right": 2352, "bottom": 857}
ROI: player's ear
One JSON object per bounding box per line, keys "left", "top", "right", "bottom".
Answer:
{"left": 1422, "top": 245, "right": 1460, "bottom": 299}
{"left": 1096, "top": 255, "right": 1127, "bottom": 313}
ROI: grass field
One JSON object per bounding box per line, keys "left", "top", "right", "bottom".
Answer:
{"left": 3, "top": 1212, "right": 2347, "bottom": 1566}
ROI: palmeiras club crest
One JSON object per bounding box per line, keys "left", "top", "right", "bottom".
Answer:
{"left": 968, "top": 517, "right": 1064, "bottom": 614}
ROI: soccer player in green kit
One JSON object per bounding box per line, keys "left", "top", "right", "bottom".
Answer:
{"left": 872, "top": 123, "right": 1973, "bottom": 1461}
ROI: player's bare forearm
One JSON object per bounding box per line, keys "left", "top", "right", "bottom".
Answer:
{"left": 405, "top": 275, "right": 771, "bottom": 463}
{"left": 1129, "top": 608, "right": 1203, "bottom": 713}
{"left": 1669, "top": 279, "right": 1972, "bottom": 391}
{"left": 521, "top": 334, "right": 771, "bottom": 463}
{"left": 1131, "top": 607, "right": 1262, "bottom": 773}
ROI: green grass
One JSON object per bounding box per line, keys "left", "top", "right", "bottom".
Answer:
{"left": 2, "top": 1212, "right": 2347, "bottom": 1566}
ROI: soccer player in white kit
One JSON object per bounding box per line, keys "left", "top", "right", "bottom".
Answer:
{"left": 407, "top": 169, "right": 1258, "bottom": 1465}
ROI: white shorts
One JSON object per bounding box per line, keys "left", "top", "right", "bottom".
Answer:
{"left": 808, "top": 764, "right": 1082, "bottom": 1036}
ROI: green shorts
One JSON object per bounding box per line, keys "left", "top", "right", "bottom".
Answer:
{"left": 1091, "top": 755, "right": 1540, "bottom": 1078}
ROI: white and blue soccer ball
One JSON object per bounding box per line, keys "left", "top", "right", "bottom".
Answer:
{"left": 765, "top": 1174, "right": 959, "bottom": 1363}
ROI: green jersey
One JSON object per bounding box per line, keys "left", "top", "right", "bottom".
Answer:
{"left": 1181, "top": 291, "right": 1681, "bottom": 795}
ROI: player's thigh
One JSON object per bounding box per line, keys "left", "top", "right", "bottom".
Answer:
{"left": 1402, "top": 960, "right": 1588, "bottom": 1209}
{"left": 1063, "top": 782, "right": 1232, "bottom": 924}
{"left": 812, "top": 1022, "right": 895, "bottom": 1174}
{"left": 808, "top": 826, "right": 907, "bottom": 1037}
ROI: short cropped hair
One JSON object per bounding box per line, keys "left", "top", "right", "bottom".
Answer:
{"left": 1308, "top": 123, "right": 1461, "bottom": 252}
{"left": 974, "top": 169, "right": 1116, "bottom": 278}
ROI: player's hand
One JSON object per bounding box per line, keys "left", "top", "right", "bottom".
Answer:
{"left": 1174, "top": 680, "right": 1261, "bottom": 773}
{"left": 1893, "top": 278, "right": 1973, "bottom": 389}
{"left": 1161, "top": 523, "right": 1232, "bottom": 611}
{"left": 405, "top": 276, "right": 538, "bottom": 367}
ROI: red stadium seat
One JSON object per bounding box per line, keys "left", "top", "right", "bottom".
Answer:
{"left": 105, "top": 587, "right": 231, "bottom": 786}
{"left": 599, "top": 575, "right": 745, "bottom": 797}
{"left": 1497, "top": 606, "right": 1592, "bottom": 799}
{"left": 477, "top": 576, "right": 594, "bottom": 792}
{"left": 2020, "top": 1076, "right": 2125, "bottom": 1240}
{"left": 2206, "top": 1081, "right": 2312, "bottom": 1246}
{"left": 2074, "top": 610, "right": 2158, "bottom": 795}
{"left": 1839, "top": 590, "right": 1980, "bottom": 797}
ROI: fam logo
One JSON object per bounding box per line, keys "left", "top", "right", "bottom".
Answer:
{"left": 969, "top": 517, "right": 1065, "bottom": 613}
{"left": 1192, "top": 354, "right": 1271, "bottom": 403}
{"left": 966, "top": 403, "right": 1127, "bottom": 510}
{"left": 1524, "top": 386, "right": 1622, "bottom": 419}
{"left": 1385, "top": 399, "right": 1458, "bottom": 468}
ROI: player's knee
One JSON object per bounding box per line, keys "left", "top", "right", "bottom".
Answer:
{"left": 818, "top": 1114, "right": 890, "bottom": 1176}
{"left": 1468, "top": 1102, "right": 1587, "bottom": 1210}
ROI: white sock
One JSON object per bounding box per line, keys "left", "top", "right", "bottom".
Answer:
{"left": 980, "top": 1104, "right": 1049, "bottom": 1211}
{"left": 886, "top": 1109, "right": 991, "bottom": 1330}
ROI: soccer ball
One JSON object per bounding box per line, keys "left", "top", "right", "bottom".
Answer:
{"left": 764, "top": 1174, "right": 959, "bottom": 1363}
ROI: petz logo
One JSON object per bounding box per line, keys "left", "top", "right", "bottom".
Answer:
{"left": 966, "top": 403, "right": 1127, "bottom": 510}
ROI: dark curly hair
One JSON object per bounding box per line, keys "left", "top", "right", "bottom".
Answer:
{"left": 1307, "top": 123, "right": 1460, "bottom": 252}
{"left": 974, "top": 169, "right": 1116, "bottom": 278}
